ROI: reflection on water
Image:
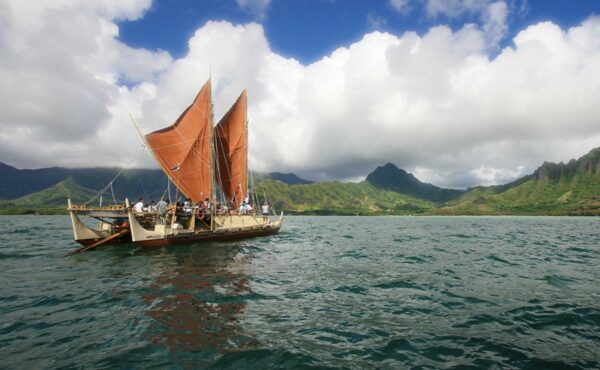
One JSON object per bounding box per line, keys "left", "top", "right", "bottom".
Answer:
{"left": 143, "top": 244, "right": 258, "bottom": 364}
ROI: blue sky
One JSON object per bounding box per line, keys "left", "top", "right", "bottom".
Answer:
{"left": 119, "top": 0, "right": 599, "bottom": 64}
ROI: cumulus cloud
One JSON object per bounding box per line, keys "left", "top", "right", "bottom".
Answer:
{"left": 134, "top": 18, "right": 600, "bottom": 187}
{"left": 394, "top": 0, "right": 513, "bottom": 49}
{"left": 0, "top": 0, "right": 170, "bottom": 168}
{"left": 471, "top": 164, "right": 525, "bottom": 186}
{"left": 0, "top": 2, "right": 599, "bottom": 189}
{"left": 482, "top": 1, "right": 509, "bottom": 48}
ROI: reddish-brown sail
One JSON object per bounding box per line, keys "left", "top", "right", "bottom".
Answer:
{"left": 215, "top": 90, "right": 247, "bottom": 207}
{"left": 145, "top": 80, "right": 213, "bottom": 204}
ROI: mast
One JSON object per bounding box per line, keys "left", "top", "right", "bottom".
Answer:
{"left": 245, "top": 93, "right": 250, "bottom": 208}
{"left": 209, "top": 79, "right": 215, "bottom": 231}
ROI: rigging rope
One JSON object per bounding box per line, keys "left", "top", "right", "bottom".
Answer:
{"left": 84, "top": 169, "right": 124, "bottom": 205}
{"left": 254, "top": 171, "right": 275, "bottom": 216}
{"left": 110, "top": 182, "right": 117, "bottom": 205}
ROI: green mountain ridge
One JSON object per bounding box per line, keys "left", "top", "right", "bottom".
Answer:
{"left": 0, "top": 164, "right": 168, "bottom": 201}
{"left": 14, "top": 178, "right": 99, "bottom": 206}
{"left": 366, "top": 163, "right": 464, "bottom": 202}
{"left": 439, "top": 147, "right": 600, "bottom": 215}
{"left": 1, "top": 147, "right": 599, "bottom": 215}
{"left": 255, "top": 179, "right": 436, "bottom": 215}
{"left": 0, "top": 178, "right": 100, "bottom": 215}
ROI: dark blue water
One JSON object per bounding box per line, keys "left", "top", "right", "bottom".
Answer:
{"left": 1, "top": 215, "right": 599, "bottom": 369}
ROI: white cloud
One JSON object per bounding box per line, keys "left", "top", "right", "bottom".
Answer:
{"left": 482, "top": 1, "right": 509, "bottom": 48}
{"left": 471, "top": 164, "right": 525, "bottom": 186}
{"left": 0, "top": 2, "right": 599, "bottom": 189}
{"left": 236, "top": 0, "right": 271, "bottom": 20}
{"left": 136, "top": 18, "right": 599, "bottom": 187}
{"left": 388, "top": 1, "right": 532, "bottom": 51}
{"left": 422, "top": 0, "right": 511, "bottom": 49}
{"left": 0, "top": 0, "right": 170, "bottom": 168}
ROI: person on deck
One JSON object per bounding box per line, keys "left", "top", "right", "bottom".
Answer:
{"left": 261, "top": 202, "right": 269, "bottom": 222}
{"left": 156, "top": 199, "right": 168, "bottom": 224}
{"left": 183, "top": 198, "right": 193, "bottom": 214}
{"left": 156, "top": 199, "right": 168, "bottom": 214}
{"left": 133, "top": 197, "right": 144, "bottom": 213}
{"left": 245, "top": 193, "right": 253, "bottom": 207}
{"left": 197, "top": 198, "right": 211, "bottom": 224}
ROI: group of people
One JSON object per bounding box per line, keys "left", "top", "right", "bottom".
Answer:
{"left": 239, "top": 201, "right": 253, "bottom": 215}
{"left": 237, "top": 201, "right": 270, "bottom": 219}
{"left": 133, "top": 198, "right": 169, "bottom": 214}
{"left": 132, "top": 196, "right": 270, "bottom": 221}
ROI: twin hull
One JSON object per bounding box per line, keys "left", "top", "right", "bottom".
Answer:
{"left": 69, "top": 203, "right": 282, "bottom": 248}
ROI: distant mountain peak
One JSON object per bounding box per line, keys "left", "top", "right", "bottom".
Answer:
{"left": 382, "top": 162, "right": 399, "bottom": 169}
{"left": 366, "top": 163, "right": 463, "bottom": 202}
{"left": 368, "top": 163, "right": 420, "bottom": 184}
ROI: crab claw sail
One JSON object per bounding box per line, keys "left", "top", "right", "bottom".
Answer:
{"left": 215, "top": 90, "right": 247, "bottom": 208}
{"left": 145, "top": 80, "right": 213, "bottom": 204}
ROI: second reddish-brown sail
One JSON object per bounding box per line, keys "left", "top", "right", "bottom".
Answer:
{"left": 215, "top": 90, "right": 247, "bottom": 208}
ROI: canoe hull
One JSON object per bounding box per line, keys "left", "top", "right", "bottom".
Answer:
{"left": 73, "top": 223, "right": 279, "bottom": 248}
{"left": 68, "top": 200, "right": 283, "bottom": 250}
{"left": 132, "top": 224, "right": 281, "bottom": 248}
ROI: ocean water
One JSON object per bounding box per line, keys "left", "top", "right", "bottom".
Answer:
{"left": 0, "top": 215, "right": 599, "bottom": 369}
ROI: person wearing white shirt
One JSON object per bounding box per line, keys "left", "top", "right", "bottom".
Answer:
{"left": 148, "top": 200, "right": 157, "bottom": 212}
{"left": 133, "top": 197, "right": 144, "bottom": 213}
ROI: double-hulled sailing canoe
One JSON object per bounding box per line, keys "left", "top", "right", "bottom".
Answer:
{"left": 67, "top": 80, "right": 283, "bottom": 250}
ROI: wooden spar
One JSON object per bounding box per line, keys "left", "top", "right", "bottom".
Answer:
{"left": 246, "top": 92, "right": 249, "bottom": 207}
{"left": 128, "top": 113, "right": 147, "bottom": 145}
{"left": 129, "top": 112, "right": 180, "bottom": 205}
{"left": 66, "top": 229, "right": 129, "bottom": 256}
{"left": 129, "top": 112, "right": 174, "bottom": 188}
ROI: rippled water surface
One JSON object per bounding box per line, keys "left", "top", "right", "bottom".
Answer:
{"left": 1, "top": 215, "right": 599, "bottom": 369}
